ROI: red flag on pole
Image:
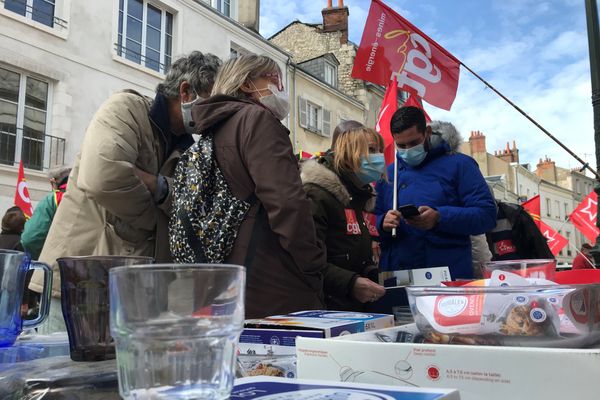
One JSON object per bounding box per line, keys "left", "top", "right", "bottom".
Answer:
{"left": 352, "top": 0, "right": 461, "bottom": 110}
{"left": 14, "top": 160, "right": 33, "bottom": 218}
{"left": 376, "top": 76, "right": 398, "bottom": 165}
{"left": 569, "top": 191, "right": 599, "bottom": 242}
{"left": 539, "top": 220, "right": 569, "bottom": 256}
{"left": 522, "top": 195, "right": 568, "bottom": 255}
{"left": 522, "top": 195, "right": 542, "bottom": 229}
{"left": 403, "top": 93, "right": 431, "bottom": 122}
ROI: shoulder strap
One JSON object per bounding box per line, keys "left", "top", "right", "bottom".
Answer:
{"left": 178, "top": 208, "right": 207, "bottom": 263}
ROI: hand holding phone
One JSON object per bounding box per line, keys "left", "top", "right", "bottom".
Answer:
{"left": 397, "top": 204, "right": 421, "bottom": 219}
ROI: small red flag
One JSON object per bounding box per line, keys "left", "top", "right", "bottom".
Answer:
{"left": 522, "top": 195, "right": 568, "bottom": 255}
{"left": 522, "top": 195, "right": 542, "bottom": 229}
{"left": 14, "top": 160, "right": 33, "bottom": 218}
{"left": 539, "top": 220, "right": 569, "bottom": 256}
{"left": 352, "top": 0, "right": 461, "bottom": 110}
{"left": 569, "top": 191, "right": 599, "bottom": 242}
{"left": 403, "top": 93, "right": 431, "bottom": 122}
{"left": 376, "top": 76, "right": 398, "bottom": 165}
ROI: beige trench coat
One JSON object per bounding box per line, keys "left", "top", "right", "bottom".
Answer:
{"left": 31, "top": 91, "right": 178, "bottom": 297}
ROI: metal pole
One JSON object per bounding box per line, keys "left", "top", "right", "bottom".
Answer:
{"left": 585, "top": 0, "right": 600, "bottom": 266}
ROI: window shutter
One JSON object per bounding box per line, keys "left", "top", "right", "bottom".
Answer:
{"left": 322, "top": 108, "right": 331, "bottom": 137}
{"left": 299, "top": 97, "right": 307, "bottom": 128}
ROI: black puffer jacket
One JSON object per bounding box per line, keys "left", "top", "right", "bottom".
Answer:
{"left": 301, "top": 155, "right": 379, "bottom": 311}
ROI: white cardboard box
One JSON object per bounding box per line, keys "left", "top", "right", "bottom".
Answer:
{"left": 231, "top": 376, "right": 460, "bottom": 399}
{"left": 296, "top": 326, "right": 600, "bottom": 400}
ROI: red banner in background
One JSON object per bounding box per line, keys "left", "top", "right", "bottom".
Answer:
{"left": 522, "top": 195, "right": 568, "bottom": 255}
{"left": 14, "top": 160, "right": 33, "bottom": 218}
{"left": 404, "top": 93, "right": 431, "bottom": 122}
{"left": 569, "top": 191, "right": 600, "bottom": 242}
{"left": 539, "top": 220, "right": 568, "bottom": 256}
{"left": 376, "top": 76, "right": 398, "bottom": 165}
{"left": 352, "top": 0, "right": 460, "bottom": 110}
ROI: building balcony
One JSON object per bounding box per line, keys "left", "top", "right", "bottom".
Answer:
{"left": 0, "top": 125, "right": 66, "bottom": 171}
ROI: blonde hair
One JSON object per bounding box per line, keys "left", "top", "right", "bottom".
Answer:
{"left": 333, "top": 127, "right": 384, "bottom": 173}
{"left": 211, "top": 54, "right": 281, "bottom": 98}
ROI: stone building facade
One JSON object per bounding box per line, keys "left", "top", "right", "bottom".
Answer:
{"left": 270, "top": 0, "right": 394, "bottom": 145}
{"left": 0, "top": 0, "right": 285, "bottom": 212}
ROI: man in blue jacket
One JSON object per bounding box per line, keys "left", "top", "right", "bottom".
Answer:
{"left": 375, "top": 106, "right": 497, "bottom": 279}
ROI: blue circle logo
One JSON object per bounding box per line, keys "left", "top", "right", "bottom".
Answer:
{"left": 515, "top": 296, "right": 526, "bottom": 303}
{"left": 425, "top": 272, "right": 432, "bottom": 279}
{"left": 270, "top": 336, "right": 280, "bottom": 345}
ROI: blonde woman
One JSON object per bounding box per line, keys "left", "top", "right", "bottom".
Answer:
{"left": 183, "top": 54, "right": 326, "bottom": 318}
{"left": 300, "top": 125, "right": 386, "bottom": 311}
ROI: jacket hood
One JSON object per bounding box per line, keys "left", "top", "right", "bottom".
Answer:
{"left": 301, "top": 158, "right": 375, "bottom": 211}
{"left": 428, "top": 120, "right": 463, "bottom": 153}
{"left": 191, "top": 95, "right": 259, "bottom": 133}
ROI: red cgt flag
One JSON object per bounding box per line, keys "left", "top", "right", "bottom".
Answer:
{"left": 352, "top": 0, "right": 460, "bottom": 110}
{"left": 404, "top": 92, "right": 431, "bottom": 122}
{"left": 569, "top": 191, "right": 599, "bottom": 242}
{"left": 375, "top": 76, "right": 398, "bottom": 165}
{"left": 14, "top": 160, "right": 33, "bottom": 218}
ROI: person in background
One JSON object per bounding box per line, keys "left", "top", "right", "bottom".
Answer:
{"left": 31, "top": 51, "right": 221, "bottom": 333}
{"left": 0, "top": 206, "right": 25, "bottom": 251}
{"left": 376, "top": 108, "right": 497, "bottom": 279}
{"left": 486, "top": 200, "right": 553, "bottom": 261}
{"left": 301, "top": 126, "right": 386, "bottom": 310}
{"left": 21, "top": 166, "right": 71, "bottom": 260}
{"left": 179, "top": 54, "right": 326, "bottom": 318}
{"left": 572, "top": 243, "right": 595, "bottom": 269}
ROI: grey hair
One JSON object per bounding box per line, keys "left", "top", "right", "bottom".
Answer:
{"left": 156, "top": 51, "right": 222, "bottom": 99}
{"left": 428, "top": 120, "right": 463, "bottom": 153}
{"left": 211, "top": 54, "right": 280, "bottom": 98}
{"left": 47, "top": 165, "right": 71, "bottom": 181}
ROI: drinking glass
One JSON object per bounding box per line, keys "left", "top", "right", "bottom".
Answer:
{"left": 57, "top": 256, "right": 153, "bottom": 361}
{"left": 109, "top": 264, "right": 245, "bottom": 400}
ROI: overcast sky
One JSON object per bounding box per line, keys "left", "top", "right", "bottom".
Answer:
{"left": 260, "top": 0, "right": 595, "bottom": 173}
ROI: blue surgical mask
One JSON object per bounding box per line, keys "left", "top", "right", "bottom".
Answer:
{"left": 357, "top": 153, "right": 385, "bottom": 184}
{"left": 397, "top": 143, "right": 427, "bottom": 166}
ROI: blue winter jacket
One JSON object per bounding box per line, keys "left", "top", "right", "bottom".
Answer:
{"left": 375, "top": 140, "right": 497, "bottom": 279}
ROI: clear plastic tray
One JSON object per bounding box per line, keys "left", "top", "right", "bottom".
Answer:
{"left": 406, "top": 283, "right": 600, "bottom": 348}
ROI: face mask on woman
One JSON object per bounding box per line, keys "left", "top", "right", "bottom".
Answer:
{"left": 251, "top": 82, "right": 290, "bottom": 121}
{"left": 357, "top": 153, "right": 385, "bottom": 184}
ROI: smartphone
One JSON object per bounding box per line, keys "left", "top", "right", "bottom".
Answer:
{"left": 398, "top": 204, "right": 420, "bottom": 218}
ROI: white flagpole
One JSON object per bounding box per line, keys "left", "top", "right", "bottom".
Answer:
{"left": 392, "top": 152, "right": 398, "bottom": 238}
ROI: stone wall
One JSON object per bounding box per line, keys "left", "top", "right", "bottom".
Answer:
{"left": 271, "top": 22, "right": 364, "bottom": 99}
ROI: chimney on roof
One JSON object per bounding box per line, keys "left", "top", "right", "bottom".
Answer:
{"left": 238, "top": 0, "right": 260, "bottom": 33}
{"left": 322, "top": 0, "right": 349, "bottom": 44}
{"left": 494, "top": 140, "right": 519, "bottom": 164}
{"left": 468, "top": 130, "right": 486, "bottom": 155}
{"left": 535, "top": 156, "right": 557, "bottom": 183}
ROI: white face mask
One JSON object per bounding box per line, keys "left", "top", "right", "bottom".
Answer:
{"left": 180, "top": 91, "right": 205, "bottom": 135}
{"left": 251, "top": 82, "right": 290, "bottom": 121}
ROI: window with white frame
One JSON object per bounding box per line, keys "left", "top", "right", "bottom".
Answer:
{"left": 545, "top": 197, "right": 551, "bottom": 217}
{"left": 0, "top": 66, "right": 64, "bottom": 171}
{"left": 564, "top": 202, "right": 569, "bottom": 220}
{"left": 216, "top": 0, "right": 231, "bottom": 17}
{"left": 555, "top": 200, "right": 560, "bottom": 219}
{"left": 566, "top": 231, "right": 572, "bottom": 256}
{"left": 324, "top": 61, "right": 337, "bottom": 88}
{"left": 117, "top": 0, "right": 173, "bottom": 74}
{"left": 3, "top": 0, "right": 60, "bottom": 27}
{"left": 298, "top": 97, "right": 331, "bottom": 137}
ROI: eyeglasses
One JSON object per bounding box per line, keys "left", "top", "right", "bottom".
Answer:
{"left": 261, "top": 73, "right": 284, "bottom": 92}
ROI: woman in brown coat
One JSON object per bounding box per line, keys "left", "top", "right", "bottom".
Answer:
{"left": 184, "top": 55, "right": 326, "bottom": 318}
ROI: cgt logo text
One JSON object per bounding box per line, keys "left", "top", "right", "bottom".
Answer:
{"left": 383, "top": 29, "right": 441, "bottom": 98}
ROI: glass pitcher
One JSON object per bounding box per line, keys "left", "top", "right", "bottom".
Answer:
{"left": 0, "top": 250, "right": 52, "bottom": 347}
